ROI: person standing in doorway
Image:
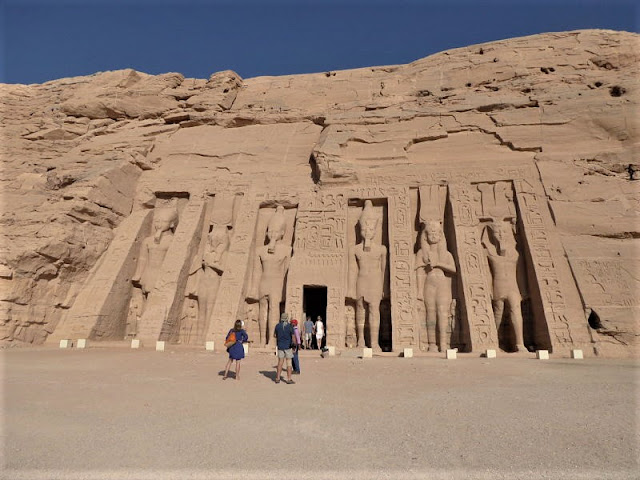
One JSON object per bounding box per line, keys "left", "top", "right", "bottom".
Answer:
{"left": 274, "top": 313, "right": 297, "bottom": 384}
{"left": 291, "top": 319, "right": 301, "bottom": 374}
{"left": 314, "top": 315, "right": 325, "bottom": 350}
{"left": 223, "top": 320, "right": 248, "bottom": 380}
{"left": 303, "top": 316, "right": 314, "bottom": 350}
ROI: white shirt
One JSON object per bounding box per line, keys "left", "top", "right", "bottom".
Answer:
{"left": 315, "top": 320, "right": 324, "bottom": 337}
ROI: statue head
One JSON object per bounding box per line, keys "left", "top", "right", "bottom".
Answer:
{"left": 358, "top": 200, "right": 378, "bottom": 245}
{"left": 153, "top": 207, "right": 179, "bottom": 242}
{"left": 489, "top": 220, "right": 515, "bottom": 253}
{"left": 422, "top": 220, "right": 443, "bottom": 245}
{"left": 266, "top": 205, "right": 286, "bottom": 253}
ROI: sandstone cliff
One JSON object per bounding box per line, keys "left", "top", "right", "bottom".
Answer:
{"left": 1, "top": 29, "right": 637, "bottom": 354}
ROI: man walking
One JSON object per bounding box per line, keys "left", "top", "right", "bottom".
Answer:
{"left": 274, "top": 313, "right": 297, "bottom": 384}
{"left": 303, "top": 316, "right": 314, "bottom": 350}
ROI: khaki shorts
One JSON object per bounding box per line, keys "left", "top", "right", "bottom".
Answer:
{"left": 277, "top": 348, "right": 294, "bottom": 360}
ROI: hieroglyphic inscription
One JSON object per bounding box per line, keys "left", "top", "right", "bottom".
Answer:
{"left": 515, "top": 188, "right": 578, "bottom": 349}
{"left": 388, "top": 188, "right": 417, "bottom": 349}
{"left": 449, "top": 183, "right": 498, "bottom": 349}
{"left": 573, "top": 259, "right": 637, "bottom": 307}
{"left": 208, "top": 190, "right": 260, "bottom": 344}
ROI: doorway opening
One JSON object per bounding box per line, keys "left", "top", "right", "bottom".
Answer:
{"left": 303, "top": 286, "right": 327, "bottom": 350}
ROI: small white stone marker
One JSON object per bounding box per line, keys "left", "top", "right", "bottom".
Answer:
{"left": 536, "top": 350, "right": 549, "bottom": 360}
{"left": 59, "top": 339, "right": 72, "bottom": 349}
{"left": 403, "top": 348, "right": 413, "bottom": 358}
{"left": 131, "top": 339, "right": 140, "bottom": 349}
{"left": 205, "top": 341, "right": 215, "bottom": 351}
{"left": 156, "top": 341, "right": 165, "bottom": 352}
{"left": 242, "top": 343, "right": 249, "bottom": 355}
{"left": 571, "top": 349, "right": 583, "bottom": 359}
{"left": 362, "top": 348, "right": 373, "bottom": 358}
{"left": 76, "top": 339, "right": 87, "bottom": 349}
{"left": 486, "top": 349, "right": 497, "bottom": 359}
{"left": 327, "top": 346, "right": 336, "bottom": 356}
{"left": 446, "top": 349, "right": 457, "bottom": 360}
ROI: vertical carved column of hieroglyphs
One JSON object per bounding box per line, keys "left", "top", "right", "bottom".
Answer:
{"left": 388, "top": 187, "right": 418, "bottom": 351}
{"left": 514, "top": 180, "right": 592, "bottom": 352}
{"left": 137, "top": 197, "right": 206, "bottom": 344}
{"left": 48, "top": 209, "right": 154, "bottom": 343}
{"left": 286, "top": 191, "right": 348, "bottom": 347}
{"left": 207, "top": 189, "right": 260, "bottom": 347}
{"left": 449, "top": 183, "right": 498, "bottom": 351}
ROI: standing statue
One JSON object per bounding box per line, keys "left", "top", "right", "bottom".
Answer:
{"left": 131, "top": 206, "right": 179, "bottom": 308}
{"left": 185, "top": 224, "right": 230, "bottom": 341}
{"left": 482, "top": 221, "right": 526, "bottom": 352}
{"left": 348, "top": 200, "right": 387, "bottom": 350}
{"left": 415, "top": 220, "right": 457, "bottom": 352}
{"left": 247, "top": 206, "right": 292, "bottom": 347}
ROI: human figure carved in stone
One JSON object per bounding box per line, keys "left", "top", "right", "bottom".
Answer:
{"left": 247, "top": 206, "right": 292, "bottom": 347}
{"left": 131, "top": 206, "right": 179, "bottom": 307}
{"left": 482, "top": 220, "right": 526, "bottom": 352}
{"left": 186, "top": 224, "right": 230, "bottom": 341}
{"left": 415, "top": 220, "right": 457, "bottom": 352}
{"left": 347, "top": 200, "right": 387, "bottom": 350}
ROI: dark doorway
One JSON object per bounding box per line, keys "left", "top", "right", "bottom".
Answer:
{"left": 303, "top": 286, "right": 327, "bottom": 349}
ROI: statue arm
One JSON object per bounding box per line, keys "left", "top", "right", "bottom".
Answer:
{"left": 438, "top": 251, "right": 457, "bottom": 275}
{"left": 347, "top": 247, "right": 357, "bottom": 299}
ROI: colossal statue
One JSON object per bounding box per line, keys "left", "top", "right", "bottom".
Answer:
{"left": 348, "top": 200, "right": 387, "bottom": 350}
{"left": 482, "top": 220, "right": 526, "bottom": 352}
{"left": 247, "top": 206, "right": 292, "bottom": 347}
{"left": 132, "top": 206, "right": 179, "bottom": 303}
{"left": 185, "top": 223, "right": 230, "bottom": 341}
{"left": 415, "top": 220, "right": 457, "bottom": 352}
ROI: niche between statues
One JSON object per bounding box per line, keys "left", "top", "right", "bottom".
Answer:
{"left": 346, "top": 198, "right": 391, "bottom": 351}
{"left": 242, "top": 203, "right": 297, "bottom": 348}
{"left": 175, "top": 193, "right": 242, "bottom": 345}
{"left": 116, "top": 193, "right": 190, "bottom": 341}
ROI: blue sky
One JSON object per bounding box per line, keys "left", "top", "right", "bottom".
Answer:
{"left": 1, "top": 0, "right": 638, "bottom": 84}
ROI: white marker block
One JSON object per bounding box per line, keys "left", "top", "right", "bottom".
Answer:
{"left": 242, "top": 343, "right": 249, "bottom": 356}
{"left": 327, "top": 346, "right": 336, "bottom": 356}
{"left": 76, "top": 339, "right": 87, "bottom": 349}
{"left": 571, "top": 349, "right": 583, "bottom": 359}
{"left": 362, "top": 348, "right": 373, "bottom": 358}
{"left": 536, "top": 350, "right": 549, "bottom": 360}
{"left": 205, "top": 341, "right": 215, "bottom": 351}
{"left": 403, "top": 348, "right": 413, "bottom": 358}
{"left": 59, "top": 339, "right": 72, "bottom": 349}
{"left": 486, "top": 349, "right": 497, "bottom": 359}
{"left": 155, "top": 341, "right": 165, "bottom": 352}
{"left": 446, "top": 349, "right": 457, "bottom": 360}
{"left": 131, "top": 339, "right": 140, "bottom": 349}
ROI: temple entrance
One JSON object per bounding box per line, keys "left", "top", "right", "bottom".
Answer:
{"left": 303, "top": 286, "right": 327, "bottom": 349}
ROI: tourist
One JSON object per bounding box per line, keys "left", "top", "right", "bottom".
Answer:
{"left": 274, "top": 313, "right": 297, "bottom": 384}
{"left": 314, "top": 315, "right": 325, "bottom": 350}
{"left": 222, "top": 320, "right": 248, "bottom": 380}
{"left": 303, "top": 316, "right": 314, "bottom": 349}
{"left": 291, "top": 319, "right": 301, "bottom": 374}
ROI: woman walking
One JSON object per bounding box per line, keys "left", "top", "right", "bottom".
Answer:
{"left": 223, "top": 320, "right": 248, "bottom": 380}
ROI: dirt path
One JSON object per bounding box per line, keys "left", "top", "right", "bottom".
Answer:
{"left": 3, "top": 347, "right": 638, "bottom": 479}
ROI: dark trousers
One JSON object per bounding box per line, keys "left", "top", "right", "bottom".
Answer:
{"left": 292, "top": 350, "right": 300, "bottom": 372}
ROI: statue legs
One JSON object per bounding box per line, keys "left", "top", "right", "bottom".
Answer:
{"left": 368, "top": 302, "right": 381, "bottom": 351}
{"left": 259, "top": 296, "right": 269, "bottom": 347}
{"left": 436, "top": 304, "right": 450, "bottom": 352}
{"left": 196, "top": 269, "right": 220, "bottom": 343}
{"left": 493, "top": 296, "right": 525, "bottom": 352}
{"left": 356, "top": 298, "right": 366, "bottom": 348}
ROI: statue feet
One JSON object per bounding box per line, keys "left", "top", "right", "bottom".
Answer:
{"left": 514, "top": 344, "right": 527, "bottom": 353}
{"left": 427, "top": 344, "right": 438, "bottom": 353}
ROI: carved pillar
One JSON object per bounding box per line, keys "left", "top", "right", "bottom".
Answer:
{"left": 206, "top": 190, "right": 260, "bottom": 347}
{"left": 449, "top": 183, "right": 498, "bottom": 351}
{"left": 137, "top": 198, "right": 206, "bottom": 343}
{"left": 388, "top": 188, "right": 418, "bottom": 351}
{"left": 515, "top": 181, "right": 593, "bottom": 353}
{"left": 48, "top": 209, "right": 153, "bottom": 342}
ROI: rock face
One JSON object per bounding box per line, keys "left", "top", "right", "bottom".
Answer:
{"left": 1, "top": 30, "right": 637, "bottom": 356}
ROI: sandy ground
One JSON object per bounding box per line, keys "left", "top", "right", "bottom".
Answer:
{"left": 2, "top": 346, "right": 638, "bottom": 480}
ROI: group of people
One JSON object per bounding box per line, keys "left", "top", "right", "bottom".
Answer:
{"left": 222, "top": 313, "right": 326, "bottom": 384}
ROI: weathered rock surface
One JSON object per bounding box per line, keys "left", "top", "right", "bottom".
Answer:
{"left": 1, "top": 29, "right": 637, "bottom": 354}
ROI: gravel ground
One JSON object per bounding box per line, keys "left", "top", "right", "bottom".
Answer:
{"left": 2, "top": 347, "right": 638, "bottom": 480}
